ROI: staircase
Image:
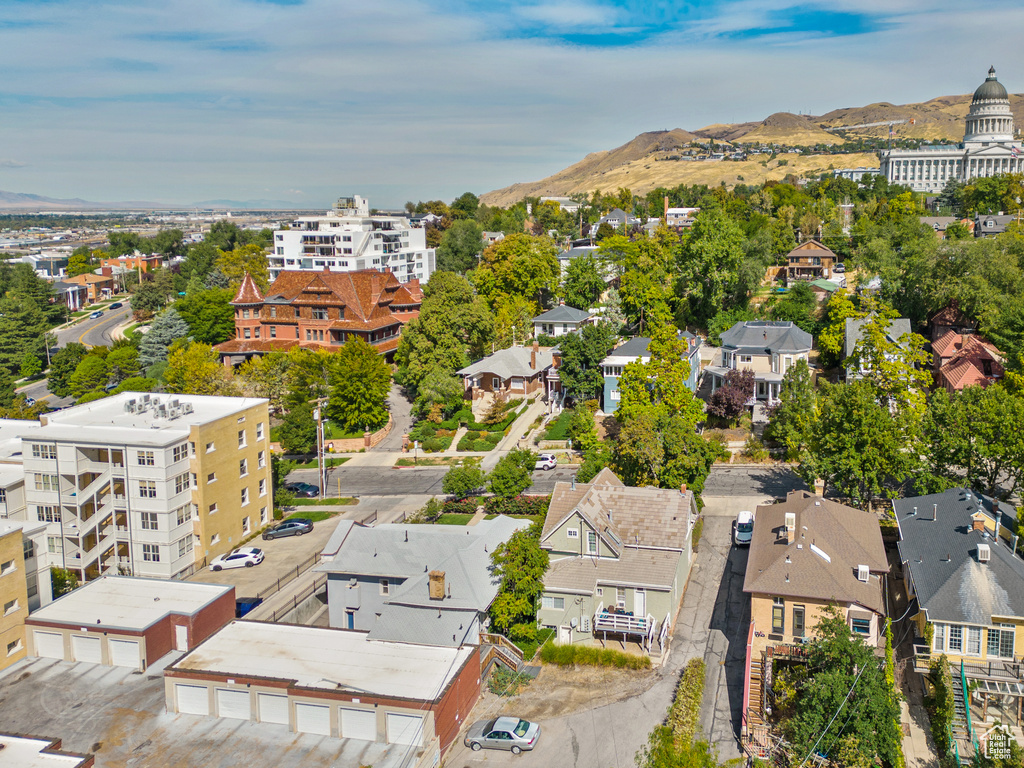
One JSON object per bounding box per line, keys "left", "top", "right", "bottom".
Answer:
{"left": 951, "top": 662, "right": 977, "bottom": 762}
{"left": 479, "top": 632, "right": 525, "bottom": 673}
{"left": 747, "top": 655, "right": 765, "bottom": 727}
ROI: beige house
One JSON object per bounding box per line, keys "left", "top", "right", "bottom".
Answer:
{"left": 785, "top": 240, "right": 837, "bottom": 283}
{"left": 705, "top": 321, "right": 812, "bottom": 403}
{"left": 457, "top": 342, "right": 553, "bottom": 401}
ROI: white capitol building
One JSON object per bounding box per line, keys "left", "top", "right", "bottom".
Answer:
{"left": 879, "top": 67, "right": 1023, "bottom": 193}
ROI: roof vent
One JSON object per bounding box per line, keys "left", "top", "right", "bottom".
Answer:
{"left": 857, "top": 565, "right": 870, "bottom": 583}
{"left": 978, "top": 543, "right": 991, "bottom": 563}
{"left": 810, "top": 543, "right": 831, "bottom": 563}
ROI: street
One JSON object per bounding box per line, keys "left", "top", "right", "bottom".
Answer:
{"left": 289, "top": 465, "right": 579, "bottom": 497}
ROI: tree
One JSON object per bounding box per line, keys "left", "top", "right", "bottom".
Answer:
{"left": 215, "top": 244, "right": 270, "bottom": 291}
{"left": 675, "top": 208, "right": 745, "bottom": 327}
{"left": 138, "top": 308, "right": 190, "bottom": 368}
{"left": 436, "top": 219, "right": 484, "bottom": 274}
{"left": 179, "top": 241, "right": 220, "bottom": 285}
{"left": 489, "top": 448, "right": 535, "bottom": 497}
{"left": 488, "top": 521, "right": 548, "bottom": 637}
{"left": 769, "top": 281, "right": 818, "bottom": 334}
{"left": 764, "top": 360, "right": 816, "bottom": 460}
{"left": 0, "top": 367, "right": 14, "bottom": 408}
{"left": 48, "top": 343, "right": 89, "bottom": 398}
{"left": 326, "top": 337, "right": 392, "bottom": 432}
{"left": 151, "top": 228, "right": 185, "bottom": 256}
{"left": 19, "top": 353, "right": 41, "bottom": 380}
{"left": 66, "top": 247, "right": 98, "bottom": 277}
{"left": 0, "top": 296, "right": 52, "bottom": 374}
{"left": 562, "top": 255, "right": 605, "bottom": 310}
{"left": 614, "top": 410, "right": 666, "bottom": 486}
{"left": 50, "top": 567, "right": 79, "bottom": 599}
{"left": 130, "top": 280, "right": 167, "bottom": 321}
{"left": 163, "top": 341, "right": 235, "bottom": 396}
{"left": 175, "top": 287, "right": 235, "bottom": 344}
{"left": 493, "top": 295, "right": 535, "bottom": 350}
{"left": 818, "top": 289, "right": 862, "bottom": 369}
{"left": 237, "top": 353, "right": 290, "bottom": 414}
{"left": 450, "top": 191, "right": 480, "bottom": 220}
{"left": 412, "top": 366, "right": 464, "bottom": 418}
{"left": 556, "top": 322, "right": 615, "bottom": 403}
{"left": 279, "top": 401, "right": 317, "bottom": 454}
{"left": 707, "top": 369, "right": 754, "bottom": 423}
{"left": 472, "top": 233, "right": 559, "bottom": 311}
{"left": 67, "top": 355, "right": 109, "bottom": 397}
{"left": 112, "top": 376, "right": 156, "bottom": 394}
{"left": 106, "top": 346, "right": 141, "bottom": 384}
{"left": 442, "top": 465, "right": 486, "bottom": 499}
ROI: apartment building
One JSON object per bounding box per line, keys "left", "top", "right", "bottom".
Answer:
{"left": 271, "top": 195, "right": 435, "bottom": 284}
{"left": 17, "top": 393, "right": 273, "bottom": 583}
{"left": 0, "top": 519, "right": 51, "bottom": 671}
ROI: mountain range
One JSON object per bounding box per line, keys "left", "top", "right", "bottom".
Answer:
{"left": 0, "top": 190, "right": 308, "bottom": 212}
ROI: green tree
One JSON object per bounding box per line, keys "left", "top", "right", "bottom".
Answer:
{"left": 493, "top": 294, "right": 535, "bottom": 350}
{"left": 112, "top": 376, "right": 156, "bottom": 394}
{"left": 106, "top": 346, "right": 141, "bottom": 384}
{"left": 215, "top": 244, "right": 270, "bottom": 291}
{"left": 151, "top": 228, "right": 185, "bottom": 256}
{"left": 764, "top": 360, "right": 816, "bottom": 460}
{"left": 19, "top": 353, "right": 42, "bottom": 380}
{"left": 488, "top": 521, "right": 549, "bottom": 636}
{"left": 436, "top": 219, "right": 484, "bottom": 274}
{"left": 50, "top": 567, "right": 79, "bottom": 599}
{"left": 556, "top": 323, "right": 615, "bottom": 403}
{"left": 0, "top": 296, "right": 53, "bottom": 374}
{"left": 0, "top": 367, "right": 15, "bottom": 408}
{"left": 179, "top": 241, "right": 220, "bottom": 285}
{"left": 138, "top": 308, "right": 190, "bottom": 368}
{"left": 237, "top": 353, "right": 290, "bottom": 414}
{"left": 489, "top": 448, "right": 535, "bottom": 497}
{"left": 326, "top": 337, "right": 392, "bottom": 432}
{"left": 66, "top": 247, "right": 98, "bottom": 277}
{"left": 472, "top": 233, "right": 559, "bottom": 311}
{"left": 562, "top": 255, "right": 605, "bottom": 310}
{"left": 175, "top": 287, "right": 235, "bottom": 344}
{"left": 769, "top": 281, "right": 818, "bottom": 334}
{"left": 614, "top": 410, "right": 666, "bottom": 486}
{"left": 163, "top": 341, "right": 235, "bottom": 396}
{"left": 450, "top": 191, "right": 480, "bottom": 220}
{"left": 675, "top": 208, "right": 745, "bottom": 327}
{"left": 68, "top": 355, "right": 109, "bottom": 397}
{"left": 279, "top": 401, "right": 317, "bottom": 454}
{"left": 818, "top": 289, "right": 863, "bottom": 369}
{"left": 412, "top": 366, "right": 464, "bottom": 418}
{"left": 47, "top": 343, "right": 89, "bottom": 398}
{"left": 442, "top": 465, "right": 486, "bottom": 499}
{"left": 130, "top": 280, "right": 167, "bottom": 321}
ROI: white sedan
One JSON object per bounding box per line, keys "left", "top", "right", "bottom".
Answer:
{"left": 210, "top": 547, "right": 265, "bottom": 571}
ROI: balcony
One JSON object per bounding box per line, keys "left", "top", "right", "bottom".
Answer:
{"left": 593, "top": 603, "right": 654, "bottom": 637}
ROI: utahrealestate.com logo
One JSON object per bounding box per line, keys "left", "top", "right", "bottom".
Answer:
{"left": 982, "top": 724, "right": 1014, "bottom": 760}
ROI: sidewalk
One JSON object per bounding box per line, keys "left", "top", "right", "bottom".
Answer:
{"left": 902, "top": 672, "right": 940, "bottom": 768}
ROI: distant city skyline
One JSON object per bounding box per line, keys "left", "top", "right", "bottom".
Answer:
{"left": 1, "top": 0, "right": 1022, "bottom": 208}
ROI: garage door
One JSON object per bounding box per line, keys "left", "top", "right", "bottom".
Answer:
{"left": 295, "top": 702, "right": 331, "bottom": 736}
{"left": 386, "top": 712, "right": 424, "bottom": 746}
{"left": 175, "top": 684, "right": 210, "bottom": 716}
{"left": 33, "top": 631, "right": 65, "bottom": 659}
{"left": 257, "top": 693, "right": 289, "bottom": 725}
{"left": 340, "top": 707, "right": 377, "bottom": 742}
{"left": 109, "top": 638, "right": 141, "bottom": 669}
{"left": 216, "top": 688, "right": 251, "bottom": 720}
{"left": 71, "top": 635, "right": 102, "bottom": 664}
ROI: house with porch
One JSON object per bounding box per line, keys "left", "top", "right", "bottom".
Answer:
{"left": 536, "top": 468, "right": 697, "bottom": 656}
{"left": 705, "top": 321, "right": 812, "bottom": 404}
{"left": 533, "top": 304, "right": 592, "bottom": 338}
{"left": 895, "top": 489, "right": 1024, "bottom": 744}
{"left": 742, "top": 491, "right": 889, "bottom": 743}
{"left": 785, "top": 240, "right": 837, "bottom": 284}
{"left": 843, "top": 315, "right": 913, "bottom": 380}
{"left": 457, "top": 342, "right": 554, "bottom": 401}
{"left": 600, "top": 333, "right": 701, "bottom": 413}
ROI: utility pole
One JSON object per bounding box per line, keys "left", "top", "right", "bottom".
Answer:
{"left": 313, "top": 397, "right": 328, "bottom": 495}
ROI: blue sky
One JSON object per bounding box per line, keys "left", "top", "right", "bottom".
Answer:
{"left": 0, "top": 0, "right": 1022, "bottom": 208}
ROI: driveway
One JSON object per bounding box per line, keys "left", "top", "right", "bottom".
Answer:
{"left": 372, "top": 385, "right": 414, "bottom": 452}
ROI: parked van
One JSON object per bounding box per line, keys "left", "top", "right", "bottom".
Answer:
{"left": 733, "top": 510, "right": 755, "bottom": 546}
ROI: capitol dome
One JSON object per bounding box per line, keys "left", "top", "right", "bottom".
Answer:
{"left": 973, "top": 66, "right": 1009, "bottom": 102}
{"left": 964, "top": 67, "right": 1014, "bottom": 143}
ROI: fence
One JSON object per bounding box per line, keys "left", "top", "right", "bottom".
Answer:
{"left": 255, "top": 552, "right": 322, "bottom": 601}
{"left": 260, "top": 573, "right": 329, "bottom": 624}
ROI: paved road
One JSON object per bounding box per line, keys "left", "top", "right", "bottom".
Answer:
{"left": 703, "top": 465, "right": 807, "bottom": 499}
{"left": 288, "top": 465, "right": 578, "bottom": 497}
{"left": 372, "top": 385, "right": 414, "bottom": 452}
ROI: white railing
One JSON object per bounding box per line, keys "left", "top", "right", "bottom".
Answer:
{"left": 593, "top": 607, "right": 653, "bottom": 636}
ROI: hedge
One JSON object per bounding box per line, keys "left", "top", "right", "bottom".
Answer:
{"left": 927, "top": 655, "right": 955, "bottom": 758}
{"left": 539, "top": 641, "right": 651, "bottom": 669}
{"left": 668, "top": 658, "right": 706, "bottom": 744}
{"left": 484, "top": 495, "right": 550, "bottom": 517}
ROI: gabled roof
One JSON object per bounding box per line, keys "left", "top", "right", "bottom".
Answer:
{"left": 545, "top": 547, "right": 682, "bottom": 594}
{"left": 541, "top": 468, "right": 693, "bottom": 554}
{"left": 743, "top": 492, "right": 889, "bottom": 613}
{"left": 600, "top": 333, "right": 698, "bottom": 366}
{"left": 534, "top": 305, "right": 592, "bottom": 324}
{"left": 232, "top": 272, "right": 265, "bottom": 304}
{"left": 786, "top": 240, "right": 836, "bottom": 258}
{"left": 844, "top": 315, "right": 913, "bottom": 360}
{"left": 720, "top": 321, "right": 812, "bottom": 354}
{"left": 896, "top": 489, "right": 1024, "bottom": 625}
{"left": 937, "top": 333, "right": 1003, "bottom": 390}
{"left": 457, "top": 345, "right": 554, "bottom": 379}
{"left": 929, "top": 301, "right": 975, "bottom": 329}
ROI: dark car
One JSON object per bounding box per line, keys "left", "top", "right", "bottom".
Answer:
{"left": 109, "top": 302, "right": 123, "bottom": 309}
{"left": 285, "top": 481, "right": 320, "bottom": 498}
{"left": 262, "top": 518, "right": 314, "bottom": 540}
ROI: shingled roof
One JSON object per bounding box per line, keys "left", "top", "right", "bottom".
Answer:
{"left": 743, "top": 491, "right": 889, "bottom": 614}
{"left": 232, "top": 272, "right": 265, "bottom": 304}
{"left": 720, "top": 321, "right": 812, "bottom": 355}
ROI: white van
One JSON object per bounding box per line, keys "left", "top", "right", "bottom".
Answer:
{"left": 733, "top": 510, "right": 755, "bottom": 546}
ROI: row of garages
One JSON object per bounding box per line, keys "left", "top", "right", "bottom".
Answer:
{"left": 31, "top": 628, "right": 144, "bottom": 669}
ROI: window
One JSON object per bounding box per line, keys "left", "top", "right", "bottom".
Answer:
{"left": 772, "top": 598, "right": 785, "bottom": 633}
{"left": 934, "top": 623, "right": 946, "bottom": 652}
{"left": 138, "top": 480, "right": 157, "bottom": 498}
{"left": 851, "top": 617, "right": 871, "bottom": 635}
{"left": 259, "top": 478, "right": 267, "bottom": 497}
{"left": 173, "top": 444, "right": 188, "bottom": 462}
{"left": 616, "top": 587, "right": 626, "bottom": 609}
{"left": 31, "top": 444, "right": 57, "bottom": 460}
{"left": 238, "top": 430, "right": 246, "bottom": 449}
{"left": 260, "top": 506, "right": 268, "bottom": 524}
{"left": 988, "top": 626, "right": 1015, "bottom": 659}
{"left": 175, "top": 504, "right": 189, "bottom": 526}
{"left": 380, "top": 579, "right": 391, "bottom": 595}
{"left": 948, "top": 624, "right": 963, "bottom": 653}
{"left": 491, "top": 377, "right": 500, "bottom": 389}
{"left": 36, "top": 506, "right": 59, "bottom": 523}
{"left": 22, "top": 540, "right": 33, "bottom": 561}
{"left": 240, "top": 487, "right": 249, "bottom": 506}
{"left": 258, "top": 450, "right": 266, "bottom": 469}
{"left": 966, "top": 626, "right": 982, "bottom": 656}
{"left": 739, "top": 355, "right": 753, "bottom": 364}
{"left": 211, "top": 533, "right": 220, "bottom": 545}
{"left": 34, "top": 474, "right": 58, "bottom": 492}
{"left": 7, "top": 639, "right": 21, "bottom": 656}
{"left": 567, "top": 529, "right": 579, "bottom": 539}
{"left": 242, "top": 308, "right": 250, "bottom": 319}
{"left": 596, "top": 587, "right": 604, "bottom": 597}
{"left": 0, "top": 560, "right": 14, "bottom": 576}
{"left": 541, "top": 596, "right": 565, "bottom": 610}
{"left": 793, "top": 606, "right": 805, "bottom": 638}
{"left": 47, "top": 536, "right": 61, "bottom": 554}
{"left": 137, "top": 450, "right": 155, "bottom": 466}
{"left": 239, "top": 459, "right": 248, "bottom": 477}
{"left": 206, "top": 441, "right": 215, "bottom": 453}
{"left": 142, "top": 543, "right": 160, "bottom": 562}
{"left": 174, "top": 472, "right": 190, "bottom": 494}
{"left": 586, "top": 530, "right": 598, "bottom": 555}
{"left": 312, "top": 307, "right": 329, "bottom": 320}
{"left": 242, "top": 516, "right": 250, "bottom": 535}
{"left": 140, "top": 512, "right": 158, "bottom": 531}
{"left": 256, "top": 422, "right": 265, "bottom": 441}
{"left": 209, "top": 502, "right": 218, "bottom": 515}
{"left": 243, "top": 328, "right": 251, "bottom": 340}
{"left": 207, "top": 472, "right": 217, "bottom": 483}
{"left": 3, "top": 599, "right": 18, "bottom": 615}
{"left": 0, "top": 489, "right": 5, "bottom": 504}
{"left": 177, "top": 536, "right": 193, "bottom": 558}
{"left": 269, "top": 326, "right": 277, "bottom": 338}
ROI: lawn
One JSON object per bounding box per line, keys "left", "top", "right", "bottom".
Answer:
{"left": 434, "top": 513, "right": 474, "bottom": 526}
{"left": 288, "top": 497, "right": 359, "bottom": 507}
{"left": 283, "top": 509, "right": 343, "bottom": 523}
{"left": 290, "top": 457, "right": 349, "bottom": 469}
{"left": 542, "top": 410, "right": 573, "bottom": 440}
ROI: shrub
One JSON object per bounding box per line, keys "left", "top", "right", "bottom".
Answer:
{"left": 691, "top": 516, "right": 704, "bottom": 553}
{"left": 543, "top": 410, "right": 573, "bottom": 440}
{"left": 927, "top": 655, "right": 955, "bottom": 757}
{"left": 667, "top": 658, "right": 706, "bottom": 743}
{"left": 539, "top": 641, "right": 651, "bottom": 669}
{"left": 743, "top": 436, "right": 769, "bottom": 462}
{"left": 487, "top": 664, "right": 532, "bottom": 697}
{"left": 422, "top": 437, "right": 444, "bottom": 453}
{"left": 485, "top": 495, "right": 550, "bottom": 517}
{"left": 472, "top": 439, "right": 495, "bottom": 451}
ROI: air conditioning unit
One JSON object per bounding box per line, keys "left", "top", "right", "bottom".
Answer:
{"left": 125, "top": 399, "right": 136, "bottom": 413}
{"left": 978, "top": 543, "right": 991, "bottom": 563}
{"left": 857, "top": 564, "right": 870, "bottom": 582}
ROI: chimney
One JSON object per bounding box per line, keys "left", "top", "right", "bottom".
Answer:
{"left": 664, "top": 195, "right": 669, "bottom": 220}
{"left": 813, "top": 478, "right": 825, "bottom": 497}
{"left": 428, "top": 570, "right": 445, "bottom": 601}
{"left": 680, "top": 483, "right": 687, "bottom": 494}
{"left": 531, "top": 340, "right": 539, "bottom": 370}
{"left": 971, "top": 513, "right": 986, "bottom": 533}
{"left": 784, "top": 512, "right": 796, "bottom": 544}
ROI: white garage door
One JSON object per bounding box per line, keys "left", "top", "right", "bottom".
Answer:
{"left": 33, "top": 631, "right": 65, "bottom": 659}
{"left": 216, "top": 688, "right": 251, "bottom": 720}
{"left": 340, "top": 707, "right": 377, "bottom": 742}
{"left": 71, "top": 635, "right": 102, "bottom": 664}
{"left": 386, "top": 712, "right": 424, "bottom": 746}
{"left": 257, "top": 693, "right": 289, "bottom": 725}
{"left": 175, "top": 684, "right": 210, "bottom": 716}
{"left": 295, "top": 702, "right": 331, "bottom": 736}
{"left": 109, "top": 638, "right": 141, "bottom": 669}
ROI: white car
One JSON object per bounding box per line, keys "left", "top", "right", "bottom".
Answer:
{"left": 833, "top": 263, "right": 846, "bottom": 274}
{"left": 210, "top": 547, "right": 265, "bottom": 571}
{"left": 733, "top": 510, "right": 755, "bottom": 546}
{"left": 534, "top": 453, "right": 557, "bottom": 471}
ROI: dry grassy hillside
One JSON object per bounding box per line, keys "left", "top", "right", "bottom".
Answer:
{"left": 482, "top": 90, "right": 1024, "bottom": 207}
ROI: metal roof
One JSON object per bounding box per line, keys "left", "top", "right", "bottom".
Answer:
{"left": 719, "top": 321, "right": 812, "bottom": 354}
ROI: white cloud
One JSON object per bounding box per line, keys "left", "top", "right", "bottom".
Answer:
{"left": 516, "top": 2, "right": 618, "bottom": 28}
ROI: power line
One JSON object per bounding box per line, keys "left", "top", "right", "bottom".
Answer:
{"left": 795, "top": 662, "right": 868, "bottom": 768}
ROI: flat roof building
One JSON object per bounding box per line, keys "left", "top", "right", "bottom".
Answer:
{"left": 0, "top": 735, "right": 93, "bottom": 768}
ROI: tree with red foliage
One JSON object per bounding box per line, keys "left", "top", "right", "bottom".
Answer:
{"left": 707, "top": 369, "right": 754, "bottom": 422}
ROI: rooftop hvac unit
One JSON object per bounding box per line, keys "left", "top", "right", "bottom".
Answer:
{"left": 125, "top": 399, "right": 137, "bottom": 413}
{"left": 169, "top": 399, "right": 180, "bottom": 409}
{"left": 978, "top": 543, "right": 991, "bottom": 563}
{"left": 857, "top": 564, "right": 870, "bottom": 582}
{"left": 182, "top": 403, "right": 194, "bottom": 415}
{"left": 142, "top": 394, "right": 151, "bottom": 403}
{"left": 155, "top": 405, "right": 167, "bottom": 418}
{"left": 168, "top": 407, "right": 180, "bottom": 420}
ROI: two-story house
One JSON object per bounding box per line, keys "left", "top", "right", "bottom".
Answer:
{"left": 843, "top": 315, "right": 912, "bottom": 380}
{"left": 932, "top": 331, "right": 1004, "bottom": 392}
{"left": 536, "top": 469, "right": 697, "bottom": 655}
{"left": 785, "top": 240, "right": 837, "bottom": 283}
{"left": 315, "top": 516, "right": 530, "bottom": 647}
{"left": 705, "top": 321, "right": 812, "bottom": 403}
{"left": 600, "top": 334, "right": 701, "bottom": 412}
{"left": 533, "top": 304, "right": 593, "bottom": 339}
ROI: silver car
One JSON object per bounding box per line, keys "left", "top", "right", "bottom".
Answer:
{"left": 465, "top": 716, "right": 540, "bottom": 754}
